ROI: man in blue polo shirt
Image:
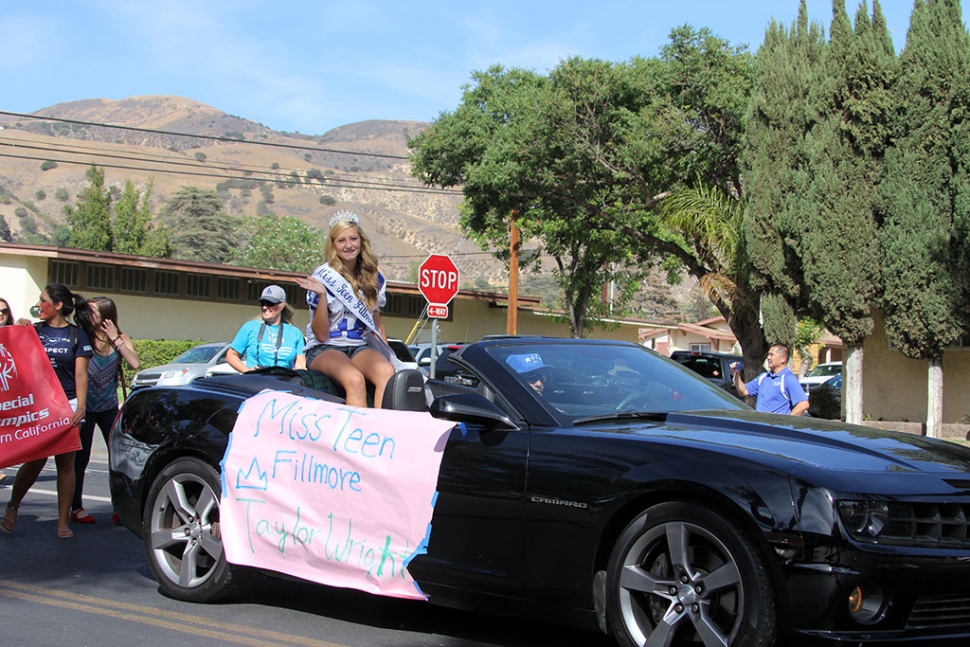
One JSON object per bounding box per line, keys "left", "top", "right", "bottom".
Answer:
{"left": 731, "top": 343, "right": 809, "bottom": 416}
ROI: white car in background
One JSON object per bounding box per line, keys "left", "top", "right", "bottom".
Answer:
{"left": 131, "top": 342, "right": 237, "bottom": 390}
{"left": 799, "top": 361, "right": 842, "bottom": 394}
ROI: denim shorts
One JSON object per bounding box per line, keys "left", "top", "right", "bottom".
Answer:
{"left": 305, "top": 343, "right": 370, "bottom": 365}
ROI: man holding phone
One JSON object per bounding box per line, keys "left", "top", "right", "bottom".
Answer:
{"left": 731, "top": 343, "right": 809, "bottom": 416}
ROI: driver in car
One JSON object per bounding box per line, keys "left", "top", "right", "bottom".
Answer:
{"left": 506, "top": 352, "right": 549, "bottom": 396}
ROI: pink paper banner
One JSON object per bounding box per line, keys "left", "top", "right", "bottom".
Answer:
{"left": 220, "top": 390, "right": 455, "bottom": 600}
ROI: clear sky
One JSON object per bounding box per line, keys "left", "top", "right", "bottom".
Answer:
{"left": 2, "top": 1, "right": 919, "bottom": 135}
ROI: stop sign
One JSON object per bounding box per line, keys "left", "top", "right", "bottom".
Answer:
{"left": 418, "top": 254, "right": 460, "bottom": 305}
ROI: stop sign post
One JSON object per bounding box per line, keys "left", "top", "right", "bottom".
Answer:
{"left": 419, "top": 254, "right": 459, "bottom": 379}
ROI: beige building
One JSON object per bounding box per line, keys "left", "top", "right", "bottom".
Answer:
{"left": 7, "top": 243, "right": 964, "bottom": 427}
{"left": 0, "top": 242, "right": 652, "bottom": 347}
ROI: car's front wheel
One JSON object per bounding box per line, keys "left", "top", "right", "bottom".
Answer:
{"left": 143, "top": 457, "right": 253, "bottom": 602}
{"left": 606, "top": 502, "right": 775, "bottom": 647}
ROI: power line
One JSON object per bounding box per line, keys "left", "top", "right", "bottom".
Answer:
{"left": 0, "top": 109, "right": 409, "bottom": 160}
{"left": 0, "top": 150, "right": 458, "bottom": 196}
{"left": 0, "top": 138, "right": 459, "bottom": 195}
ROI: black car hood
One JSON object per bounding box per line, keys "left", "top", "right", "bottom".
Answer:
{"left": 652, "top": 409, "right": 970, "bottom": 478}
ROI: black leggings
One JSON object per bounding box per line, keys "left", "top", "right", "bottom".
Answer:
{"left": 72, "top": 407, "right": 118, "bottom": 511}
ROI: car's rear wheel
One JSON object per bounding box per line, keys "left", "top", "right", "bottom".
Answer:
{"left": 606, "top": 502, "right": 775, "bottom": 647}
{"left": 143, "top": 457, "right": 252, "bottom": 602}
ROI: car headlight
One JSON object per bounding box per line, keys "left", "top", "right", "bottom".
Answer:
{"left": 837, "top": 500, "right": 889, "bottom": 539}
{"left": 160, "top": 368, "right": 189, "bottom": 380}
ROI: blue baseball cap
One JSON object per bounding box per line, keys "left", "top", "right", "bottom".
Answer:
{"left": 506, "top": 353, "right": 547, "bottom": 376}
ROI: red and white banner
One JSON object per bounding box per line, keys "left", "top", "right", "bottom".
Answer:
{"left": 0, "top": 326, "right": 79, "bottom": 469}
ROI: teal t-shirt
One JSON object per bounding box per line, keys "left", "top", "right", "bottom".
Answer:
{"left": 230, "top": 319, "right": 305, "bottom": 369}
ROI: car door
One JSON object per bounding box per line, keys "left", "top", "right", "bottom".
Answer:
{"left": 408, "top": 393, "right": 529, "bottom": 602}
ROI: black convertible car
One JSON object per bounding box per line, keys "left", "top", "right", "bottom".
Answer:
{"left": 109, "top": 338, "right": 970, "bottom": 646}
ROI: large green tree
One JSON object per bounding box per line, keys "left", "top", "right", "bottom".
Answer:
{"left": 411, "top": 28, "right": 756, "bottom": 347}
{"left": 879, "top": 0, "right": 970, "bottom": 436}
{"left": 231, "top": 214, "right": 326, "bottom": 272}
{"left": 66, "top": 164, "right": 113, "bottom": 251}
{"left": 113, "top": 179, "right": 171, "bottom": 258}
{"left": 160, "top": 187, "right": 240, "bottom": 264}
{"left": 411, "top": 62, "right": 648, "bottom": 337}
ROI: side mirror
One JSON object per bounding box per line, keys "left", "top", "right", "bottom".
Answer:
{"left": 429, "top": 393, "right": 519, "bottom": 431}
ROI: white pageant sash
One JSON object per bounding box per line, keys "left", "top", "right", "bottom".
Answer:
{"left": 313, "top": 265, "right": 406, "bottom": 371}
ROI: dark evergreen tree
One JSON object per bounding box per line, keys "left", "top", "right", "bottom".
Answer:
{"left": 798, "top": 0, "right": 896, "bottom": 422}
{"left": 160, "top": 187, "right": 240, "bottom": 264}
{"left": 879, "top": 0, "right": 970, "bottom": 436}
{"left": 743, "top": 0, "right": 825, "bottom": 309}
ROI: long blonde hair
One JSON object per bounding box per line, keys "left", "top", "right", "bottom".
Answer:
{"left": 325, "top": 221, "right": 382, "bottom": 309}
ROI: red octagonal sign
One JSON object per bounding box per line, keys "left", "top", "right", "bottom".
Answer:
{"left": 418, "top": 254, "right": 460, "bottom": 306}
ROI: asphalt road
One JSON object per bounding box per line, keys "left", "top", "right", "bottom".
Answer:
{"left": 0, "top": 434, "right": 616, "bottom": 647}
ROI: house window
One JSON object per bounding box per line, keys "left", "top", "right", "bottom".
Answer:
{"left": 689, "top": 343, "right": 712, "bottom": 352}
{"left": 87, "top": 263, "right": 114, "bottom": 290}
{"left": 185, "top": 274, "right": 211, "bottom": 299}
{"left": 217, "top": 277, "right": 241, "bottom": 301}
{"left": 154, "top": 270, "right": 180, "bottom": 296}
{"left": 50, "top": 260, "right": 79, "bottom": 287}
{"left": 384, "top": 293, "right": 404, "bottom": 316}
{"left": 120, "top": 267, "right": 147, "bottom": 293}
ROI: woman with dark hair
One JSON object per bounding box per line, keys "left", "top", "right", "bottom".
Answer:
{"left": 72, "top": 296, "right": 140, "bottom": 523}
{"left": 0, "top": 296, "right": 12, "bottom": 328}
{"left": 295, "top": 210, "right": 395, "bottom": 408}
{"left": 0, "top": 297, "right": 11, "bottom": 485}
{"left": 2, "top": 283, "right": 93, "bottom": 538}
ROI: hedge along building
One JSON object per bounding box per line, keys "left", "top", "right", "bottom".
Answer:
{"left": 0, "top": 242, "right": 654, "bottom": 348}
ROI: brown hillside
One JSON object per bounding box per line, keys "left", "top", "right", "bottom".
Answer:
{"left": 0, "top": 96, "right": 685, "bottom": 318}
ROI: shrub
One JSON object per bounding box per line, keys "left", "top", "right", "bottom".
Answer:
{"left": 306, "top": 168, "right": 325, "bottom": 183}
{"left": 35, "top": 189, "right": 46, "bottom": 201}
{"left": 21, "top": 214, "right": 38, "bottom": 234}
{"left": 270, "top": 162, "right": 280, "bottom": 170}
{"left": 320, "top": 195, "right": 335, "bottom": 205}
{"left": 194, "top": 152, "right": 207, "bottom": 162}
{"left": 55, "top": 187, "right": 69, "bottom": 201}
{"left": 40, "top": 160, "right": 58, "bottom": 171}
{"left": 14, "top": 207, "right": 27, "bottom": 218}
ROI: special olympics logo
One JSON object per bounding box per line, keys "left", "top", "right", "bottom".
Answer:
{"left": 0, "top": 343, "right": 18, "bottom": 392}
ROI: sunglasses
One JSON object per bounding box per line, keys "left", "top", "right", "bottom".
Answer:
{"left": 0, "top": 309, "right": 9, "bottom": 315}
{"left": 259, "top": 301, "right": 279, "bottom": 308}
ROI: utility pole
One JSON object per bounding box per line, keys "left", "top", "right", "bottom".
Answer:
{"left": 507, "top": 215, "right": 519, "bottom": 335}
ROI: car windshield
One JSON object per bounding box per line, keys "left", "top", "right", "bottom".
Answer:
{"left": 172, "top": 345, "right": 222, "bottom": 364}
{"left": 807, "top": 364, "right": 841, "bottom": 378}
{"left": 485, "top": 342, "right": 745, "bottom": 422}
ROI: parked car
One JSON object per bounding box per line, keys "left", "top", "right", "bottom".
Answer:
{"left": 800, "top": 361, "right": 842, "bottom": 394}
{"left": 110, "top": 338, "right": 970, "bottom": 646}
{"left": 428, "top": 343, "right": 475, "bottom": 384}
{"left": 130, "top": 341, "right": 235, "bottom": 390}
{"left": 669, "top": 349, "right": 744, "bottom": 398}
{"left": 809, "top": 373, "right": 843, "bottom": 419}
{"left": 411, "top": 341, "right": 461, "bottom": 375}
